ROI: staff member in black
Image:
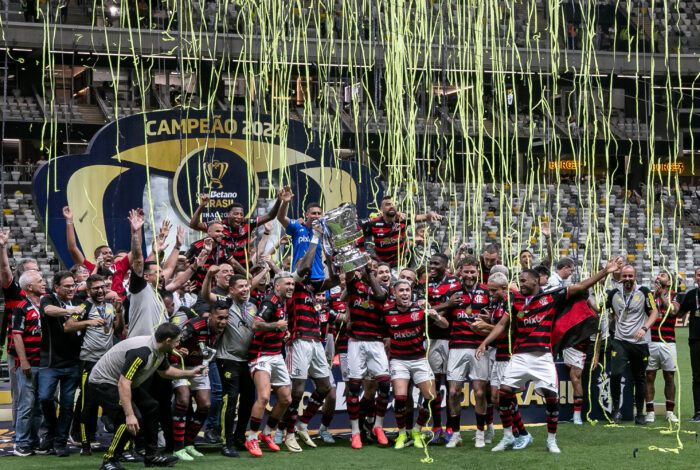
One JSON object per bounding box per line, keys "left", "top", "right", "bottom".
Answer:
{"left": 89, "top": 323, "right": 205, "bottom": 470}
{"left": 678, "top": 266, "right": 700, "bottom": 422}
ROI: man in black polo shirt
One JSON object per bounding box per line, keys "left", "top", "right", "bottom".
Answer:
{"left": 38, "top": 270, "right": 84, "bottom": 456}
{"left": 678, "top": 266, "right": 700, "bottom": 421}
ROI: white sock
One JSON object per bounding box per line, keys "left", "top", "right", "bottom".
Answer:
{"left": 412, "top": 423, "right": 422, "bottom": 432}
{"left": 375, "top": 416, "right": 384, "bottom": 428}
{"left": 247, "top": 431, "right": 258, "bottom": 441}
{"left": 573, "top": 410, "right": 581, "bottom": 420}
{"left": 319, "top": 424, "right": 328, "bottom": 432}
{"left": 547, "top": 432, "right": 557, "bottom": 442}
{"left": 297, "top": 422, "right": 308, "bottom": 431}
{"left": 476, "top": 429, "right": 484, "bottom": 438}
{"left": 262, "top": 425, "right": 272, "bottom": 435}
{"left": 398, "top": 427, "right": 406, "bottom": 434}
{"left": 351, "top": 419, "right": 360, "bottom": 434}
{"left": 487, "top": 423, "right": 494, "bottom": 431}
{"left": 503, "top": 427, "right": 513, "bottom": 439}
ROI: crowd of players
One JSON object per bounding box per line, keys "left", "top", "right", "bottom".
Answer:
{"left": 3, "top": 186, "right": 700, "bottom": 469}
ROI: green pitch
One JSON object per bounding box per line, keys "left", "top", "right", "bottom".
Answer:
{"left": 4, "top": 328, "right": 700, "bottom": 469}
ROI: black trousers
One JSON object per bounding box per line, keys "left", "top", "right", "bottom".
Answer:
{"left": 610, "top": 339, "right": 649, "bottom": 415}
{"left": 145, "top": 373, "right": 174, "bottom": 453}
{"left": 217, "top": 359, "right": 255, "bottom": 446}
{"left": 72, "top": 360, "right": 98, "bottom": 443}
{"left": 690, "top": 340, "right": 700, "bottom": 413}
{"left": 95, "top": 383, "right": 159, "bottom": 463}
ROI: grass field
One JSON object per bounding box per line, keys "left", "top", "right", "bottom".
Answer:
{"left": 3, "top": 329, "right": 700, "bottom": 469}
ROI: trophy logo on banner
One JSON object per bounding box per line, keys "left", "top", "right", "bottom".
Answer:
{"left": 204, "top": 160, "right": 229, "bottom": 189}
{"left": 314, "top": 203, "right": 368, "bottom": 273}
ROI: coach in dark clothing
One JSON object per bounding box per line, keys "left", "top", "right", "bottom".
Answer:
{"left": 38, "top": 271, "right": 83, "bottom": 456}
{"left": 678, "top": 267, "right": 700, "bottom": 422}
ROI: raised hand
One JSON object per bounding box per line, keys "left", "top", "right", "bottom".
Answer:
{"left": 199, "top": 193, "right": 210, "bottom": 207}
{"left": 605, "top": 256, "right": 624, "bottom": 274}
{"left": 541, "top": 220, "right": 551, "bottom": 238}
{"left": 159, "top": 219, "right": 172, "bottom": 239}
{"left": 62, "top": 206, "right": 73, "bottom": 221}
{"left": 0, "top": 229, "right": 9, "bottom": 247}
{"left": 194, "top": 249, "right": 209, "bottom": 268}
{"left": 280, "top": 185, "right": 294, "bottom": 203}
{"left": 128, "top": 209, "right": 145, "bottom": 232}
{"left": 202, "top": 237, "right": 214, "bottom": 252}
{"left": 175, "top": 226, "right": 185, "bottom": 248}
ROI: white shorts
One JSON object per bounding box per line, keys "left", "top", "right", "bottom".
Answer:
{"left": 490, "top": 360, "right": 509, "bottom": 388}
{"left": 563, "top": 347, "right": 586, "bottom": 370}
{"left": 286, "top": 339, "right": 330, "bottom": 380}
{"left": 501, "top": 352, "right": 558, "bottom": 395}
{"left": 427, "top": 339, "right": 449, "bottom": 375}
{"left": 647, "top": 342, "right": 677, "bottom": 372}
{"left": 339, "top": 353, "right": 349, "bottom": 381}
{"left": 249, "top": 354, "right": 291, "bottom": 387}
{"left": 347, "top": 339, "right": 389, "bottom": 380}
{"left": 172, "top": 369, "right": 211, "bottom": 391}
{"left": 446, "top": 348, "right": 490, "bottom": 382}
{"left": 390, "top": 358, "right": 435, "bottom": 385}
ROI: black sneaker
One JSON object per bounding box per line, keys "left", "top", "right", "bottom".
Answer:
{"left": 100, "top": 461, "right": 127, "bottom": 470}
{"left": 55, "top": 446, "right": 70, "bottom": 457}
{"left": 35, "top": 440, "right": 55, "bottom": 455}
{"left": 144, "top": 454, "right": 179, "bottom": 467}
{"left": 221, "top": 445, "right": 239, "bottom": 458}
{"left": 635, "top": 414, "right": 647, "bottom": 425}
{"left": 689, "top": 413, "right": 700, "bottom": 423}
{"left": 204, "top": 428, "right": 222, "bottom": 444}
{"left": 80, "top": 442, "right": 92, "bottom": 456}
{"left": 120, "top": 450, "right": 145, "bottom": 463}
{"left": 611, "top": 409, "right": 622, "bottom": 424}
{"left": 13, "top": 446, "right": 35, "bottom": 457}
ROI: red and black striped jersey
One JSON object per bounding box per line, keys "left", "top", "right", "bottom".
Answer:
{"left": 347, "top": 278, "right": 387, "bottom": 342}
{"left": 318, "top": 302, "right": 340, "bottom": 338}
{"left": 423, "top": 275, "right": 462, "bottom": 340}
{"left": 382, "top": 302, "right": 427, "bottom": 360}
{"left": 11, "top": 300, "right": 42, "bottom": 367}
{"left": 329, "top": 293, "right": 348, "bottom": 352}
{"left": 222, "top": 218, "right": 260, "bottom": 265}
{"left": 249, "top": 285, "right": 271, "bottom": 311}
{"left": 449, "top": 283, "right": 490, "bottom": 349}
{"left": 172, "top": 317, "right": 217, "bottom": 367}
{"left": 513, "top": 287, "right": 569, "bottom": 354}
{"left": 651, "top": 292, "right": 679, "bottom": 343}
{"left": 248, "top": 295, "right": 286, "bottom": 360}
{"left": 361, "top": 216, "right": 411, "bottom": 266}
{"left": 3, "top": 279, "right": 25, "bottom": 354}
{"left": 489, "top": 290, "right": 525, "bottom": 361}
{"left": 289, "top": 283, "right": 321, "bottom": 341}
{"left": 185, "top": 239, "right": 235, "bottom": 290}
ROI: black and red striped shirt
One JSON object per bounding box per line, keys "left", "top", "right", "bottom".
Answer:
{"left": 382, "top": 302, "right": 427, "bottom": 360}
{"left": 513, "top": 287, "right": 569, "bottom": 354}
{"left": 347, "top": 278, "right": 387, "bottom": 342}
{"left": 449, "top": 283, "right": 490, "bottom": 349}
{"left": 329, "top": 292, "right": 348, "bottom": 353}
{"left": 172, "top": 317, "right": 217, "bottom": 367}
{"left": 289, "top": 283, "right": 322, "bottom": 341}
{"left": 222, "top": 218, "right": 260, "bottom": 265}
{"left": 489, "top": 290, "right": 524, "bottom": 361}
{"left": 651, "top": 293, "right": 679, "bottom": 343}
{"left": 248, "top": 295, "right": 287, "bottom": 360}
{"left": 185, "top": 239, "right": 235, "bottom": 291}
{"left": 361, "top": 216, "right": 411, "bottom": 266}
{"left": 3, "top": 279, "right": 25, "bottom": 354}
{"left": 250, "top": 285, "right": 271, "bottom": 311}
{"left": 11, "top": 300, "right": 42, "bottom": 367}
{"left": 423, "top": 275, "right": 462, "bottom": 340}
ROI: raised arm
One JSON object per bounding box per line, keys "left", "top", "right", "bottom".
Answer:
{"left": 161, "top": 226, "right": 184, "bottom": 282}
{"left": 275, "top": 185, "right": 293, "bottom": 229}
{"left": 258, "top": 188, "right": 284, "bottom": 225}
{"left": 0, "top": 229, "right": 13, "bottom": 287}
{"left": 63, "top": 206, "right": 87, "bottom": 266}
{"left": 128, "top": 209, "right": 145, "bottom": 277}
{"left": 540, "top": 221, "right": 553, "bottom": 268}
{"left": 568, "top": 257, "right": 623, "bottom": 298}
{"left": 188, "top": 194, "right": 210, "bottom": 232}
{"left": 201, "top": 264, "right": 220, "bottom": 304}
{"left": 165, "top": 249, "right": 208, "bottom": 292}
{"left": 415, "top": 211, "right": 443, "bottom": 223}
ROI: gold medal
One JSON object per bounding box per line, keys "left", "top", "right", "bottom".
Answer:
{"left": 465, "top": 308, "right": 472, "bottom": 316}
{"left": 361, "top": 301, "right": 370, "bottom": 309}
{"left": 104, "top": 326, "right": 110, "bottom": 334}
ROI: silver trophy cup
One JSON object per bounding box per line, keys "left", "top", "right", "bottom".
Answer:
{"left": 315, "top": 203, "right": 368, "bottom": 273}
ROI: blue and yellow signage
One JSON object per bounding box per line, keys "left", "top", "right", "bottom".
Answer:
{"left": 33, "top": 109, "right": 381, "bottom": 267}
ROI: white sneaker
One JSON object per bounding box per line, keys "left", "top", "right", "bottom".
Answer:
{"left": 273, "top": 430, "right": 285, "bottom": 446}
{"left": 285, "top": 434, "right": 303, "bottom": 453}
{"left": 573, "top": 415, "right": 583, "bottom": 425}
{"left": 491, "top": 434, "right": 515, "bottom": 452}
{"left": 295, "top": 424, "right": 317, "bottom": 448}
{"left": 666, "top": 411, "right": 679, "bottom": 423}
{"left": 546, "top": 439, "right": 561, "bottom": 453}
{"left": 318, "top": 427, "right": 335, "bottom": 444}
{"left": 646, "top": 411, "right": 655, "bottom": 423}
{"left": 474, "top": 430, "right": 485, "bottom": 448}
{"left": 484, "top": 424, "right": 495, "bottom": 444}
{"left": 446, "top": 432, "right": 462, "bottom": 448}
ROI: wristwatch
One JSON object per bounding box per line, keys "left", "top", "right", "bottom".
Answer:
{"left": 641, "top": 326, "right": 648, "bottom": 332}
